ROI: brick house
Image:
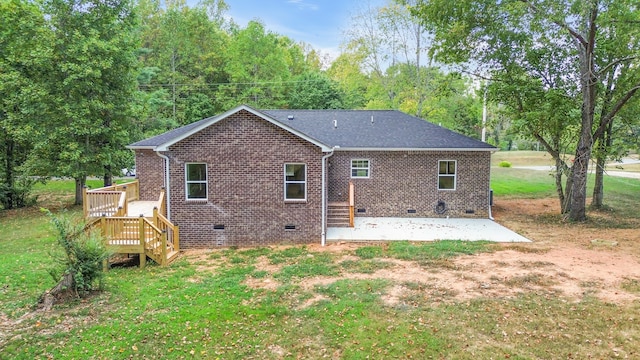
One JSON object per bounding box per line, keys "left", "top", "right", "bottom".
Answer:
{"left": 128, "top": 105, "right": 497, "bottom": 248}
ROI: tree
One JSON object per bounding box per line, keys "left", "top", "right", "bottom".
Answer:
{"left": 590, "top": 2, "right": 640, "bottom": 208}
{"left": 288, "top": 72, "right": 346, "bottom": 109}
{"left": 222, "top": 21, "right": 293, "bottom": 108}
{"left": 40, "top": 209, "right": 110, "bottom": 310}
{"left": 138, "top": 1, "right": 230, "bottom": 125}
{"left": 32, "top": 0, "right": 140, "bottom": 204}
{"left": 344, "top": 0, "right": 434, "bottom": 116}
{"left": 0, "top": 0, "right": 51, "bottom": 209}
{"left": 412, "top": 0, "right": 640, "bottom": 221}
{"left": 327, "top": 50, "right": 369, "bottom": 109}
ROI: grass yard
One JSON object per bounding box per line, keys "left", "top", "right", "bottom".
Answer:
{"left": 1, "top": 156, "right": 640, "bottom": 359}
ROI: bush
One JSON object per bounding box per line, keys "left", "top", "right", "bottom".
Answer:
{"left": 0, "top": 176, "right": 38, "bottom": 210}
{"left": 44, "top": 209, "right": 110, "bottom": 296}
{"left": 499, "top": 161, "right": 512, "bottom": 168}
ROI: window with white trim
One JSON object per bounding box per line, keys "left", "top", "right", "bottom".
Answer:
{"left": 284, "top": 163, "right": 306, "bottom": 201}
{"left": 438, "top": 160, "right": 456, "bottom": 190}
{"left": 185, "top": 163, "right": 207, "bottom": 200}
{"left": 351, "top": 159, "right": 370, "bottom": 178}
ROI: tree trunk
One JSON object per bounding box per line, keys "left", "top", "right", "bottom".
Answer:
{"left": 592, "top": 119, "right": 613, "bottom": 208}
{"left": 103, "top": 165, "right": 112, "bottom": 187}
{"left": 553, "top": 158, "right": 565, "bottom": 211}
{"left": 568, "top": 144, "right": 591, "bottom": 221}
{"left": 74, "top": 176, "right": 86, "bottom": 205}
{"left": 38, "top": 272, "right": 76, "bottom": 311}
{"left": 569, "top": 12, "right": 598, "bottom": 222}
{"left": 3, "top": 137, "right": 15, "bottom": 209}
{"left": 592, "top": 146, "right": 606, "bottom": 209}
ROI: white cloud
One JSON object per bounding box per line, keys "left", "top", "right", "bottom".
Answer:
{"left": 286, "top": 0, "right": 319, "bottom": 11}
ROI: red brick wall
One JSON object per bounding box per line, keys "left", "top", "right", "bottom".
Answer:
{"left": 135, "top": 149, "right": 165, "bottom": 201}
{"left": 164, "top": 110, "right": 324, "bottom": 248}
{"left": 328, "top": 151, "right": 492, "bottom": 218}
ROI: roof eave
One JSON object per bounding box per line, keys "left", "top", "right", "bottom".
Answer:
{"left": 126, "top": 145, "right": 157, "bottom": 150}
{"left": 335, "top": 147, "right": 498, "bottom": 152}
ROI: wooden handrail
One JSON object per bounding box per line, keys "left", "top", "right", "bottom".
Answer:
{"left": 85, "top": 191, "right": 124, "bottom": 218}
{"left": 114, "top": 192, "right": 127, "bottom": 217}
{"left": 84, "top": 180, "right": 139, "bottom": 218}
{"left": 157, "top": 188, "right": 166, "bottom": 216}
{"left": 153, "top": 207, "right": 179, "bottom": 253}
{"left": 348, "top": 181, "right": 355, "bottom": 227}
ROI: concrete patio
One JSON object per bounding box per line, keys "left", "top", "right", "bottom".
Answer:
{"left": 326, "top": 217, "right": 530, "bottom": 243}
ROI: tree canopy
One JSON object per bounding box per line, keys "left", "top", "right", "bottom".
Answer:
{"left": 412, "top": 0, "right": 640, "bottom": 220}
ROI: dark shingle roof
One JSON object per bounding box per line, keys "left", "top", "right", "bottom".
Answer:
{"left": 128, "top": 116, "right": 214, "bottom": 148}
{"left": 262, "top": 109, "right": 495, "bottom": 150}
{"left": 129, "top": 105, "right": 496, "bottom": 151}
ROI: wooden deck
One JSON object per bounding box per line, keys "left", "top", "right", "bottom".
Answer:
{"left": 127, "top": 201, "right": 157, "bottom": 217}
{"left": 83, "top": 181, "right": 179, "bottom": 268}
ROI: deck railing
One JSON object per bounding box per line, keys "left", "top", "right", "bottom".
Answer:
{"left": 87, "top": 215, "right": 168, "bottom": 268}
{"left": 348, "top": 181, "right": 355, "bottom": 227}
{"left": 153, "top": 207, "right": 179, "bottom": 257}
{"left": 83, "top": 179, "right": 179, "bottom": 267}
{"left": 83, "top": 180, "right": 139, "bottom": 218}
{"left": 157, "top": 188, "right": 166, "bottom": 216}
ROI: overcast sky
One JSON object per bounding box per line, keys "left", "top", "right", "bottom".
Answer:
{"left": 224, "top": 0, "right": 386, "bottom": 59}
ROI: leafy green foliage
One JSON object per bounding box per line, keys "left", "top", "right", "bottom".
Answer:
{"left": 411, "top": 0, "right": 640, "bottom": 220}
{"left": 44, "top": 209, "right": 110, "bottom": 294}
{"left": 0, "top": 0, "right": 51, "bottom": 210}
{"left": 288, "top": 71, "right": 346, "bottom": 109}
{"left": 499, "top": 161, "right": 512, "bottom": 168}
{"left": 26, "top": 0, "right": 140, "bottom": 203}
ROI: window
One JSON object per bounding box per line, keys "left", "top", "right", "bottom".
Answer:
{"left": 185, "top": 163, "right": 207, "bottom": 200}
{"left": 438, "top": 160, "right": 456, "bottom": 190}
{"left": 351, "top": 159, "right": 370, "bottom": 178}
{"left": 284, "top": 163, "right": 306, "bottom": 201}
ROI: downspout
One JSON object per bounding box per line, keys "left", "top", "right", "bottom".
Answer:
{"left": 488, "top": 200, "right": 494, "bottom": 221}
{"left": 321, "top": 147, "right": 336, "bottom": 246}
{"left": 157, "top": 151, "right": 171, "bottom": 220}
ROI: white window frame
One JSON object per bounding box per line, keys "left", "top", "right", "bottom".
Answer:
{"left": 185, "top": 163, "right": 208, "bottom": 200}
{"left": 351, "top": 159, "right": 370, "bottom": 178}
{"left": 284, "top": 163, "right": 307, "bottom": 202}
{"left": 438, "top": 160, "right": 457, "bottom": 191}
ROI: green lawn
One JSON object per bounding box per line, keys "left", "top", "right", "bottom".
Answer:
{"left": 1, "top": 170, "right": 640, "bottom": 358}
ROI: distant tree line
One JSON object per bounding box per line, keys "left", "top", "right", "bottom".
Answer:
{"left": 2, "top": 0, "right": 638, "bottom": 221}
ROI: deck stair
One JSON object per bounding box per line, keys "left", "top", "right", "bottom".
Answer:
{"left": 83, "top": 182, "right": 179, "bottom": 268}
{"left": 327, "top": 181, "right": 355, "bottom": 228}
{"left": 328, "top": 202, "right": 351, "bottom": 227}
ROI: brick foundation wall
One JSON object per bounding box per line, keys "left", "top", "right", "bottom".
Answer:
{"left": 163, "top": 110, "right": 324, "bottom": 248}
{"left": 328, "top": 151, "right": 492, "bottom": 218}
{"left": 135, "top": 149, "right": 165, "bottom": 201}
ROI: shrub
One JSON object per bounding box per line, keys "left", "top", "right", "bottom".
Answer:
{"left": 44, "top": 209, "right": 110, "bottom": 296}
{"left": 499, "top": 161, "right": 512, "bottom": 168}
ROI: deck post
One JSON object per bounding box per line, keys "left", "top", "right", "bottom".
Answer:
{"left": 161, "top": 230, "right": 168, "bottom": 266}
{"left": 82, "top": 186, "right": 88, "bottom": 218}
{"left": 174, "top": 224, "right": 179, "bottom": 252}
{"left": 153, "top": 207, "right": 158, "bottom": 227}
{"left": 138, "top": 215, "right": 146, "bottom": 269}
{"left": 348, "top": 181, "right": 355, "bottom": 228}
{"left": 100, "top": 215, "right": 107, "bottom": 237}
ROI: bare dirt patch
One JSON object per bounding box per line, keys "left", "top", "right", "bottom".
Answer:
{"left": 232, "top": 198, "right": 640, "bottom": 305}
